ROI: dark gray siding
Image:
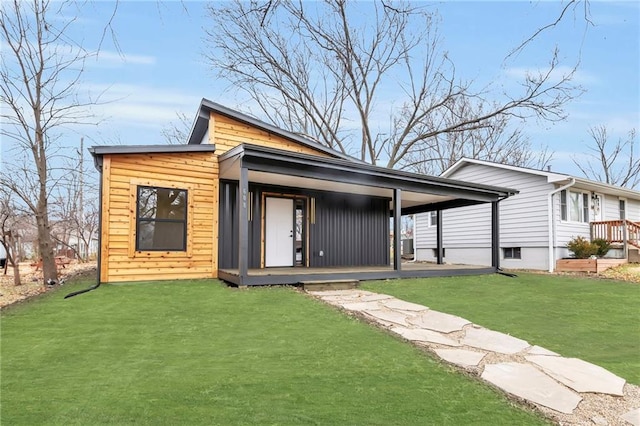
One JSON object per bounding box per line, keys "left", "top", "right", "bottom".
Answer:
{"left": 310, "top": 193, "right": 390, "bottom": 267}
{"left": 219, "top": 181, "right": 390, "bottom": 269}
{"left": 218, "top": 181, "right": 239, "bottom": 269}
{"left": 219, "top": 181, "right": 262, "bottom": 269}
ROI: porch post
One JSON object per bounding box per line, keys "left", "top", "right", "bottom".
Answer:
{"left": 393, "top": 188, "right": 402, "bottom": 271}
{"left": 238, "top": 165, "right": 249, "bottom": 283}
{"left": 491, "top": 201, "right": 500, "bottom": 269}
{"left": 436, "top": 210, "right": 444, "bottom": 264}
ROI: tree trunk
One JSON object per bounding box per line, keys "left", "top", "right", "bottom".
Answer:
{"left": 36, "top": 205, "right": 58, "bottom": 284}
{"left": 12, "top": 259, "right": 21, "bottom": 286}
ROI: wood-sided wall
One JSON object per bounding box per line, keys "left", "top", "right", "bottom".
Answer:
{"left": 99, "top": 109, "right": 334, "bottom": 283}
{"left": 209, "top": 112, "right": 332, "bottom": 157}
{"left": 100, "top": 152, "right": 218, "bottom": 283}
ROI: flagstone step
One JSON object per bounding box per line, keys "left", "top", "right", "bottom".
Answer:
{"left": 300, "top": 279, "right": 359, "bottom": 291}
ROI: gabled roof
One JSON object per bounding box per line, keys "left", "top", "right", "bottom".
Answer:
{"left": 443, "top": 158, "right": 640, "bottom": 200}
{"left": 187, "top": 98, "right": 356, "bottom": 162}
{"left": 442, "top": 158, "right": 569, "bottom": 183}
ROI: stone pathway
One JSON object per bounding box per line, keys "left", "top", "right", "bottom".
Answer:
{"left": 308, "top": 289, "right": 640, "bottom": 426}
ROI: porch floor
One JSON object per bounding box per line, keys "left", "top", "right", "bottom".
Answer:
{"left": 219, "top": 261, "right": 495, "bottom": 286}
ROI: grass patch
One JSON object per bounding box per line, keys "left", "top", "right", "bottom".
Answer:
{"left": 362, "top": 272, "right": 640, "bottom": 384}
{"left": 0, "top": 278, "right": 548, "bottom": 425}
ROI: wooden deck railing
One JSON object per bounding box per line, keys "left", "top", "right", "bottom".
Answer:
{"left": 591, "top": 220, "right": 640, "bottom": 248}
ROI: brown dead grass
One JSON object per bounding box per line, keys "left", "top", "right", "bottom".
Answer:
{"left": 599, "top": 263, "right": 640, "bottom": 283}
{"left": 0, "top": 260, "right": 97, "bottom": 308}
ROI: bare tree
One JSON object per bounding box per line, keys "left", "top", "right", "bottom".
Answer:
{"left": 0, "top": 193, "right": 22, "bottom": 285}
{"left": 205, "top": 0, "right": 579, "bottom": 169}
{"left": 0, "top": 0, "right": 108, "bottom": 284}
{"left": 161, "top": 112, "right": 193, "bottom": 145}
{"left": 573, "top": 125, "right": 639, "bottom": 189}
{"left": 49, "top": 139, "right": 100, "bottom": 261}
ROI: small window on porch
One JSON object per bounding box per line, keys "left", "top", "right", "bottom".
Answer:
{"left": 428, "top": 211, "right": 438, "bottom": 227}
{"left": 503, "top": 247, "right": 521, "bottom": 259}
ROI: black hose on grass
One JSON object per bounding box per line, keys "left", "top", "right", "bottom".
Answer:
{"left": 64, "top": 281, "right": 101, "bottom": 299}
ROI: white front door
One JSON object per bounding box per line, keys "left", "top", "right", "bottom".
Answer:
{"left": 265, "top": 197, "right": 294, "bottom": 267}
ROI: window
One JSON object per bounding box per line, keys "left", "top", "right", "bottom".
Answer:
{"left": 560, "top": 190, "right": 589, "bottom": 223}
{"left": 503, "top": 247, "right": 521, "bottom": 259}
{"left": 428, "top": 211, "right": 438, "bottom": 227}
{"left": 619, "top": 199, "right": 626, "bottom": 220}
{"left": 136, "top": 186, "right": 188, "bottom": 251}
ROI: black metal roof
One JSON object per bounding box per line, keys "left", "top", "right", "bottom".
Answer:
{"left": 89, "top": 144, "right": 216, "bottom": 156}
{"left": 221, "top": 143, "right": 518, "bottom": 208}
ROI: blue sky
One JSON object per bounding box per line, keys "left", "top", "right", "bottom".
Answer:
{"left": 2, "top": 1, "right": 639, "bottom": 178}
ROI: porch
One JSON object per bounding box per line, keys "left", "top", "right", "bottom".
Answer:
{"left": 591, "top": 220, "right": 640, "bottom": 262}
{"left": 591, "top": 220, "right": 640, "bottom": 248}
{"left": 218, "top": 143, "right": 517, "bottom": 286}
{"left": 219, "top": 262, "right": 495, "bottom": 286}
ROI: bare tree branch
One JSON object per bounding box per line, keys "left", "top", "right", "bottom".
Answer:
{"left": 506, "top": 0, "right": 593, "bottom": 60}
{"left": 205, "top": 0, "right": 579, "bottom": 170}
{"left": 572, "top": 125, "right": 640, "bottom": 189}
{"left": 1, "top": 0, "right": 111, "bottom": 282}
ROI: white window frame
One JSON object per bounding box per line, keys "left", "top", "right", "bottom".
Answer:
{"left": 428, "top": 211, "right": 438, "bottom": 227}
{"left": 619, "top": 198, "right": 627, "bottom": 220}
{"left": 560, "top": 190, "right": 590, "bottom": 223}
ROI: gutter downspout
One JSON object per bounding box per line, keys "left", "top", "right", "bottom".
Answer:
{"left": 65, "top": 153, "right": 103, "bottom": 299}
{"left": 547, "top": 178, "right": 575, "bottom": 273}
{"left": 407, "top": 214, "right": 418, "bottom": 262}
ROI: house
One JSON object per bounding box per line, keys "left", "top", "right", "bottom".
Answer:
{"left": 414, "top": 158, "right": 640, "bottom": 272}
{"left": 89, "top": 100, "right": 518, "bottom": 286}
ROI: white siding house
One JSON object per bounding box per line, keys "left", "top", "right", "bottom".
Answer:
{"left": 415, "top": 158, "right": 640, "bottom": 271}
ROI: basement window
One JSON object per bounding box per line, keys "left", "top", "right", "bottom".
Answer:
{"left": 503, "top": 247, "right": 522, "bottom": 260}
{"left": 136, "top": 186, "right": 188, "bottom": 251}
{"left": 432, "top": 248, "right": 445, "bottom": 257}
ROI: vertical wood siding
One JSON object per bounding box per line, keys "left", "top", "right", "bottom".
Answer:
{"left": 101, "top": 152, "right": 218, "bottom": 282}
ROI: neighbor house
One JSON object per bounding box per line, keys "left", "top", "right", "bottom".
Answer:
{"left": 89, "top": 100, "right": 520, "bottom": 286}
{"left": 414, "top": 158, "right": 640, "bottom": 272}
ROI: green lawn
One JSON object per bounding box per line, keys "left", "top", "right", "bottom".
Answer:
{"left": 362, "top": 272, "right": 640, "bottom": 384}
{"left": 1, "top": 279, "right": 547, "bottom": 425}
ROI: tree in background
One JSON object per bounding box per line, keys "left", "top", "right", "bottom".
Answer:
{"left": 162, "top": 112, "right": 193, "bottom": 145}
{"left": 49, "top": 139, "right": 100, "bottom": 261}
{"left": 573, "top": 126, "right": 639, "bottom": 189}
{"left": 0, "top": 0, "right": 110, "bottom": 283}
{"left": 205, "top": 0, "right": 580, "bottom": 170}
{"left": 0, "top": 193, "right": 22, "bottom": 285}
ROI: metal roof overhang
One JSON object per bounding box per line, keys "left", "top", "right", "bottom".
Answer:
{"left": 219, "top": 144, "right": 518, "bottom": 214}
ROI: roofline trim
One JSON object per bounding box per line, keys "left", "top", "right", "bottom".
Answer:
{"left": 88, "top": 144, "right": 216, "bottom": 157}
{"left": 443, "top": 157, "right": 640, "bottom": 198}
{"left": 442, "top": 157, "right": 569, "bottom": 183}
{"left": 221, "top": 143, "right": 519, "bottom": 199}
